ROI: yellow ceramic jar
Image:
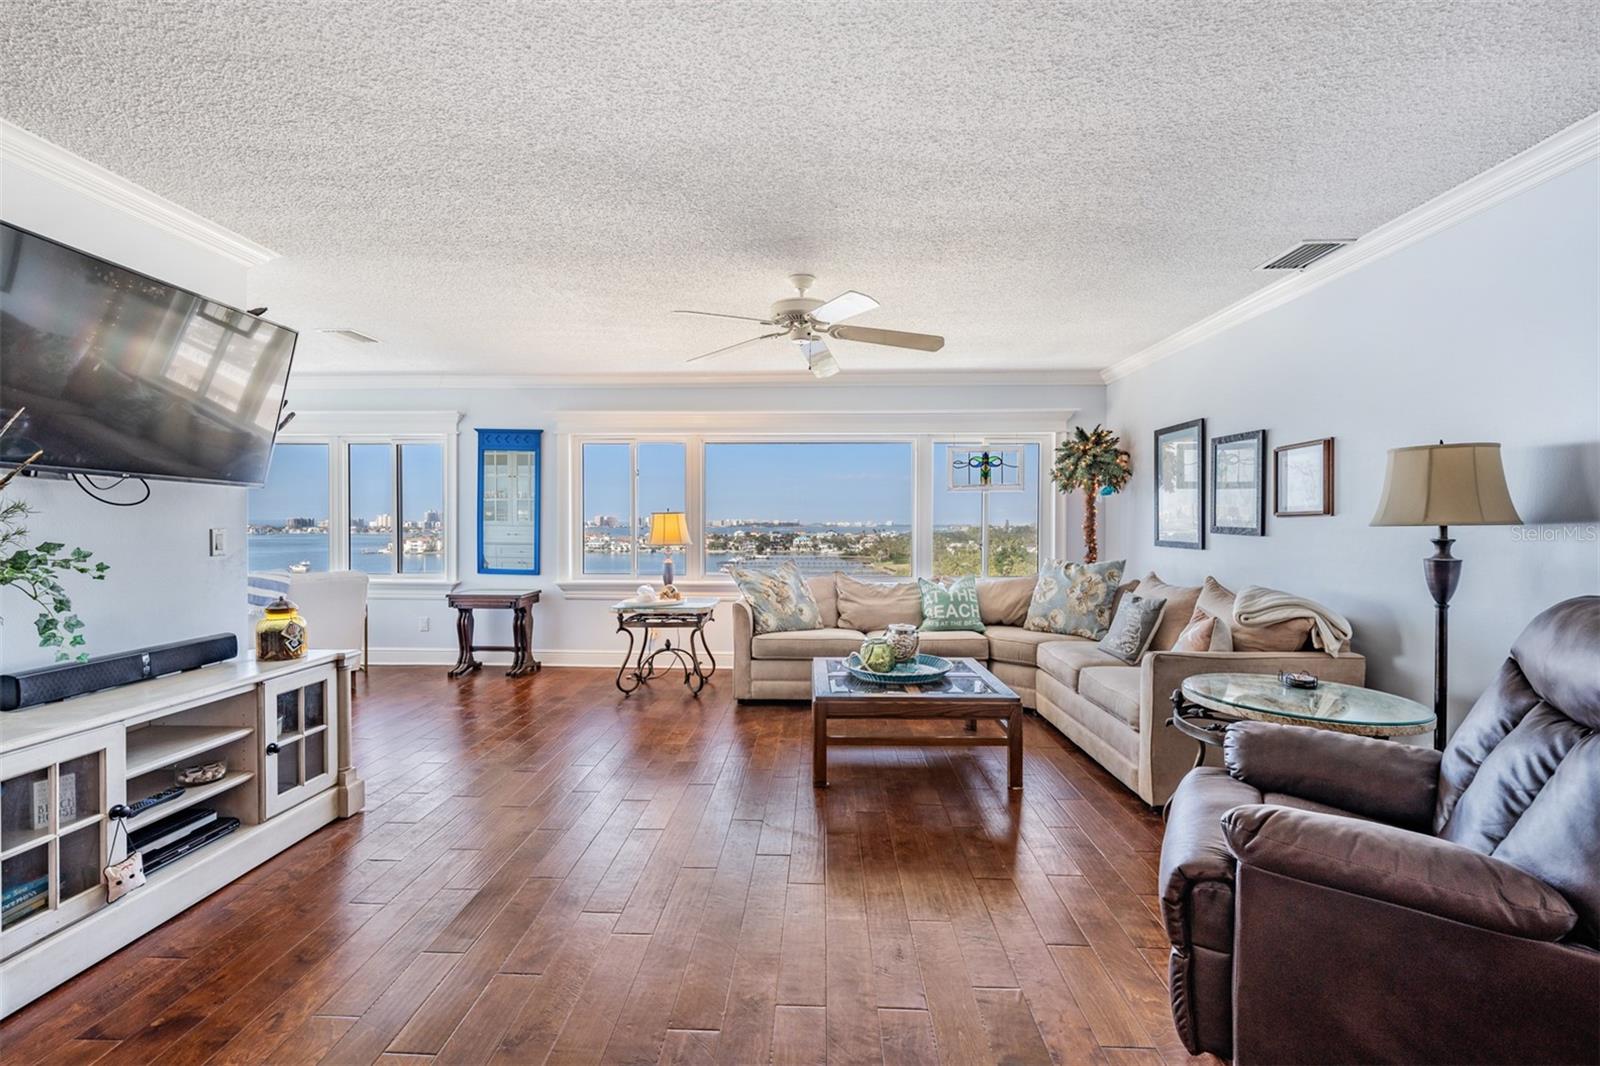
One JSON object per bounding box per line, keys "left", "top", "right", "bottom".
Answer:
{"left": 256, "top": 596, "right": 308, "bottom": 661}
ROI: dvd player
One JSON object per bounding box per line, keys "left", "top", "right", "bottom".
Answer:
{"left": 142, "top": 816, "right": 241, "bottom": 875}
{"left": 129, "top": 807, "right": 218, "bottom": 853}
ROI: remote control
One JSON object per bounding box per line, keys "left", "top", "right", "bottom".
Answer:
{"left": 124, "top": 786, "right": 185, "bottom": 816}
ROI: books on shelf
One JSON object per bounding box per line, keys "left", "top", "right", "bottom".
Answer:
{"left": 2, "top": 875, "right": 48, "bottom": 925}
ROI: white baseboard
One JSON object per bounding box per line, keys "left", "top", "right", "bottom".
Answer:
{"left": 366, "top": 646, "right": 733, "bottom": 668}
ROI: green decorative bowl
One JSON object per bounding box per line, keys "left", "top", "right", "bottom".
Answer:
{"left": 844, "top": 653, "right": 954, "bottom": 685}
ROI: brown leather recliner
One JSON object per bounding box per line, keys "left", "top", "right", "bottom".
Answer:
{"left": 1159, "top": 596, "right": 1600, "bottom": 1065}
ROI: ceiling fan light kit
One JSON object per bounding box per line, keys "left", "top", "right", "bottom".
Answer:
{"left": 675, "top": 273, "right": 944, "bottom": 378}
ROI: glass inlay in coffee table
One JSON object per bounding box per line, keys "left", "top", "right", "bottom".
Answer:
{"left": 810, "top": 657, "right": 1024, "bottom": 791}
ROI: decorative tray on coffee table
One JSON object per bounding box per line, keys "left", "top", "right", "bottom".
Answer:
{"left": 843, "top": 653, "right": 954, "bottom": 685}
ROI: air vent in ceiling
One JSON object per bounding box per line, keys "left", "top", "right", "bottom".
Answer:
{"left": 1256, "top": 239, "right": 1356, "bottom": 272}
{"left": 318, "top": 328, "right": 380, "bottom": 343}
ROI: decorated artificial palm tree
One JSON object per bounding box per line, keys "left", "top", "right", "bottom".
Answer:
{"left": 1050, "top": 424, "right": 1132, "bottom": 563}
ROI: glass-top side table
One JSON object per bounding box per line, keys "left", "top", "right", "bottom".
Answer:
{"left": 1171, "top": 672, "right": 1435, "bottom": 769}
{"left": 610, "top": 598, "right": 719, "bottom": 696}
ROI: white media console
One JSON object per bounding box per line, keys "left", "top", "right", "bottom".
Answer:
{"left": 0, "top": 649, "right": 364, "bottom": 1017}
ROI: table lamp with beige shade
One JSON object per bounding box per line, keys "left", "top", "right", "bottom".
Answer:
{"left": 643, "top": 511, "right": 692, "bottom": 586}
{"left": 1371, "top": 442, "right": 1521, "bottom": 750}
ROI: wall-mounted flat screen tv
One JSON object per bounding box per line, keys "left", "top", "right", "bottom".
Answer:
{"left": 0, "top": 222, "right": 297, "bottom": 487}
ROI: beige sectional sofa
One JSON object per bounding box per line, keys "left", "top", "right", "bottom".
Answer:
{"left": 731, "top": 571, "right": 1365, "bottom": 806}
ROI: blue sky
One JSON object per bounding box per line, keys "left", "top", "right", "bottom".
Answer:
{"left": 584, "top": 442, "right": 1041, "bottom": 526}
{"left": 252, "top": 440, "right": 1039, "bottom": 528}
{"left": 249, "top": 442, "right": 444, "bottom": 524}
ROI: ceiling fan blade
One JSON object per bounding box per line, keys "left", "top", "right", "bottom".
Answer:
{"left": 810, "top": 290, "right": 879, "bottom": 325}
{"left": 686, "top": 331, "right": 786, "bottom": 363}
{"left": 797, "top": 337, "right": 840, "bottom": 378}
{"left": 828, "top": 324, "right": 945, "bottom": 352}
{"left": 673, "top": 309, "right": 774, "bottom": 324}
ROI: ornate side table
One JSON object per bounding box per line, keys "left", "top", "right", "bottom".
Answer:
{"left": 445, "top": 589, "right": 542, "bottom": 678}
{"left": 611, "top": 598, "right": 719, "bottom": 696}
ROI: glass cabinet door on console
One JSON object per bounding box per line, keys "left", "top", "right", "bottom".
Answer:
{"left": 0, "top": 725, "right": 125, "bottom": 958}
{"left": 477, "top": 428, "right": 542, "bottom": 575}
{"left": 260, "top": 665, "right": 339, "bottom": 819}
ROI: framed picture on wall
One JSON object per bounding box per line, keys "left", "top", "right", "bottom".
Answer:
{"left": 1211, "top": 430, "right": 1266, "bottom": 536}
{"left": 1274, "top": 437, "right": 1335, "bottom": 516}
{"left": 1154, "top": 418, "right": 1206, "bottom": 549}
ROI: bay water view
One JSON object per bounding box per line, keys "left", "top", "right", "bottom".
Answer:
{"left": 248, "top": 532, "right": 446, "bottom": 575}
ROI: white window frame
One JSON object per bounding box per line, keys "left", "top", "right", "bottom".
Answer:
{"left": 933, "top": 439, "right": 1046, "bottom": 578}
{"left": 574, "top": 438, "right": 692, "bottom": 580}
{"left": 260, "top": 410, "right": 461, "bottom": 593}
{"left": 558, "top": 418, "right": 1061, "bottom": 597}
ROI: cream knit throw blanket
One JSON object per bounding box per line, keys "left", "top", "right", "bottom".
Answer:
{"left": 1233, "top": 585, "right": 1353, "bottom": 655}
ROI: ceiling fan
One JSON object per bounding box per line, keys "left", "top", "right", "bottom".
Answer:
{"left": 675, "top": 274, "right": 945, "bottom": 378}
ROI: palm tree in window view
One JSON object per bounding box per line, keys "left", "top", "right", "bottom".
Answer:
{"left": 1051, "top": 424, "right": 1132, "bottom": 563}
{"left": 0, "top": 408, "right": 110, "bottom": 661}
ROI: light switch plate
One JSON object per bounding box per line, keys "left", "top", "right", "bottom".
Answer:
{"left": 209, "top": 528, "right": 226, "bottom": 556}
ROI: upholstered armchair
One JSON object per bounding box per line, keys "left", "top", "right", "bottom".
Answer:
{"left": 1159, "top": 596, "right": 1600, "bottom": 1065}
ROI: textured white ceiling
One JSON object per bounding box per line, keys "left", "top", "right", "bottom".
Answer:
{"left": 3, "top": 1, "right": 1597, "bottom": 378}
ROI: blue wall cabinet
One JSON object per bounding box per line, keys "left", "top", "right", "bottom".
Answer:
{"left": 476, "top": 429, "right": 542, "bottom": 575}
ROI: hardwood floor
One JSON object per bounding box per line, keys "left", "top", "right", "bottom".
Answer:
{"left": 0, "top": 666, "right": 1218, "bottom": 1065}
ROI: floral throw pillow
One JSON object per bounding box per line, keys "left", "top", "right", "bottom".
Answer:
{"left": 917, "top": 576, "right": 985, "bottom": 632}
{"left": 1024, "top": 558, "right": 1126, "bottom": 639}
{"left": 728, "top": 561, "right": 823, "bottom": 635}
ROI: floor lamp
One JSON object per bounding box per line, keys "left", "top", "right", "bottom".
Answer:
{"left": 1371, "top": 442, "right": 1521, "bottom": 750}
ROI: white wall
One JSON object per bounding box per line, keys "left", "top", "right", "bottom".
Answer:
{"left": 283, "top": 378, "right": 1107, "bottom": 664}
{"left": 1105, "top": 159, "right": 1600, "bottom": 740}
{"left": 1, "top": 160, "right": 252, "bottom": 672}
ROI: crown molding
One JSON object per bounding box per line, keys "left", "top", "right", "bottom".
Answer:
{"left": 0, "top": 119, "right": 278, "bottom": 267}
{"left": 281, "top": 409, "right": 462, "bottom": 436}
{"left": 1101, "top": 110, "right": 1600, "bottom": 384}
{"left": 552, "top": 408, "right": 1078, "bottom": 433}
{"left": 289, "top": 367, "right": 1106, "bottom": 391}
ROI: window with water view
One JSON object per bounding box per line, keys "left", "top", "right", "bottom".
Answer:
{"left": 248, "top": 440, "right": 447, "bottom": 576}
{"left": 581, "top": 441, "right": 687, "bottom": 576}
{"left": 703, "top": 442, "right": 913, "bottom": 577}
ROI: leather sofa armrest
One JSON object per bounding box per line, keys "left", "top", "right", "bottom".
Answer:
{"left": 1160, "top": 768, "right": 1260, "bottom": 948}
{"left": 1159, "top": 768, "right": 1263, "bottom": 1060}
{"left": 1224, "top": 804, "right": 1578, "bottom": 940}
{"left": 1223, "top": 721, "right": 1441, "bottom": 830}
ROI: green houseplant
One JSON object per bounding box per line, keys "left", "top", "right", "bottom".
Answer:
{"left": 1, "top": 408, "right": 110, "bottom": 661}
{"left": 1050, "top": 424, "right": 1132, "bottom": 564}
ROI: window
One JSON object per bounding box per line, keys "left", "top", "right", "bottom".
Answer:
{"left": 247, "top": 413, "right": 457, "bottom": 581}
{"left": 563, "top": 430, "right": 1054, "bottom": 587}
{"left": 346, "top": 442, "right": 447, "bottom": 575}
{"left": 932, "top": 442, "right": 1040, "bottom": 577}
{"left": 248, "top": 443, "right": 331, "bottom": 573}
{"left": 703, "top": 442, "right": 913, "bottom": 578}
{"left": 581, "top": 441, "right": 687, "bottom": 576}
{"left": 348, "top": 443, "right": 394, "bottom": 575}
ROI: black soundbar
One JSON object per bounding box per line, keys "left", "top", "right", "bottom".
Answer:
{"left": 1, "top": 633, "right": 238, "bottom": 711}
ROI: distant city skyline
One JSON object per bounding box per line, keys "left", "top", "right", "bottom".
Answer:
{"left": 253, "top": 442, "right": 1040, "bottom": 557}
{"left": 580, "top": 442, "right": 1041, "bottom": 527}
{"left": 248, "top": 442, "right": 445, "bottom": 526}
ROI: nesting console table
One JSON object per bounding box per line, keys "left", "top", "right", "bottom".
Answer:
{"left": 0, "top": 649, "right": 363, "bottom": 1018}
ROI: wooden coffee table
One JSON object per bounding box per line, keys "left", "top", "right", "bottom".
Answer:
{"left": 810, "top": 657, "right": 1024, "bottom": 790}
